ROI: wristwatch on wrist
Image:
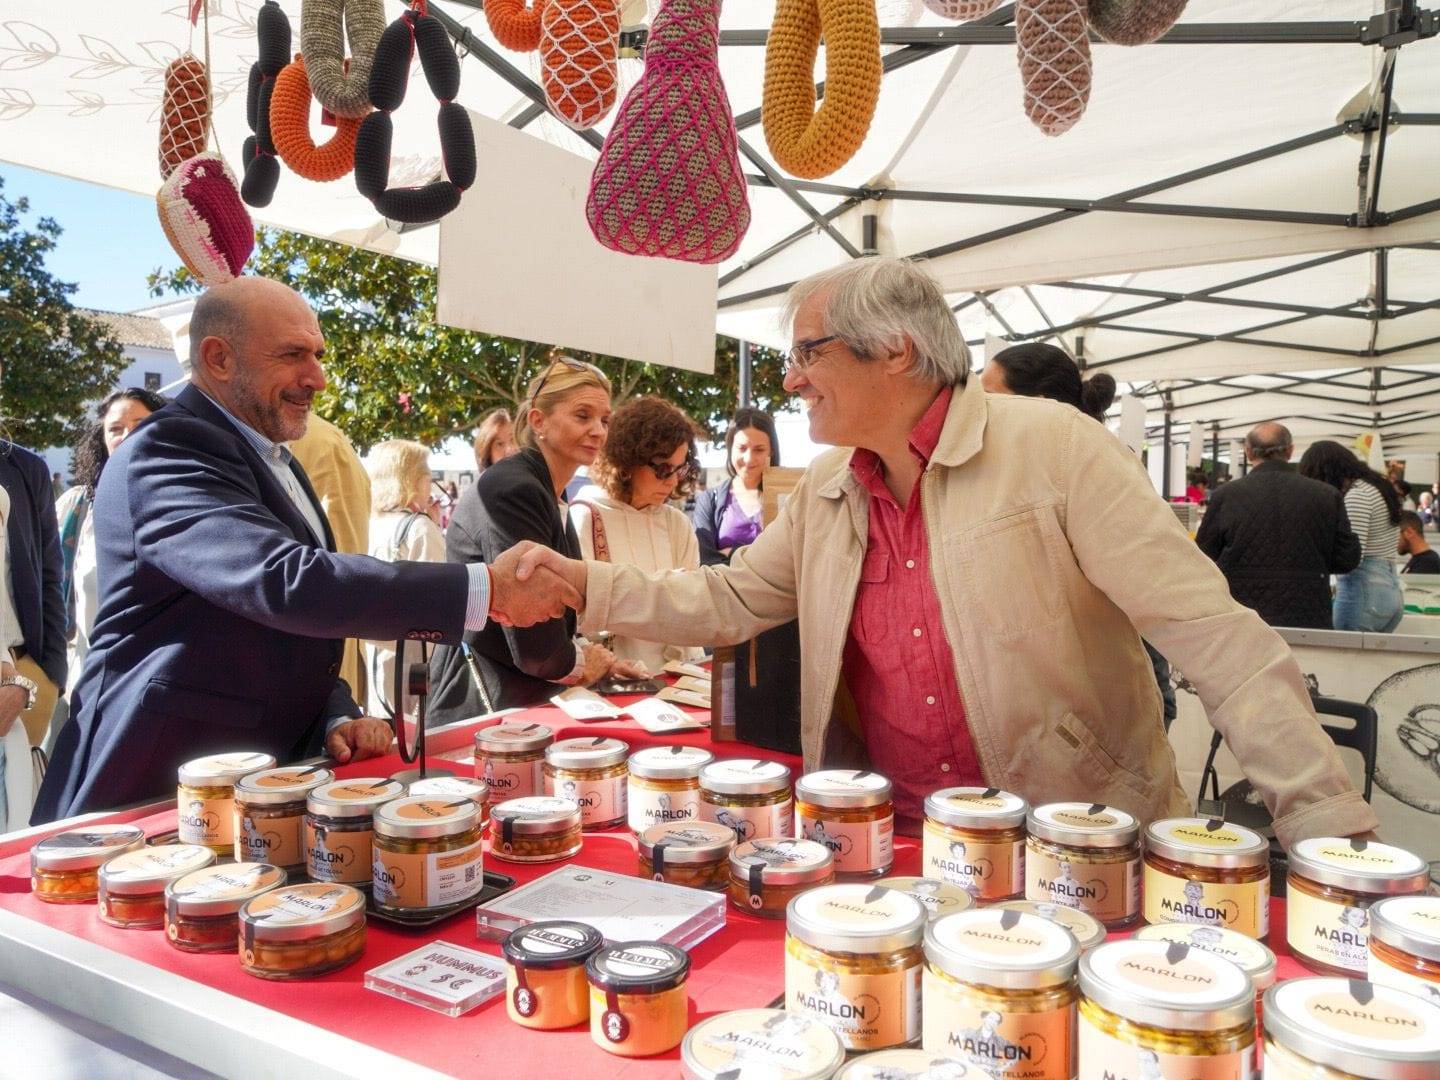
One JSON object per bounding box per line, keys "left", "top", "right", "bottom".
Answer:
{"left": 0, "top": 673, "right": 37, "bottom": 711}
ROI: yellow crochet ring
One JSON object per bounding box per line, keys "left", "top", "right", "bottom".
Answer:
{"left": 762, "top": 0, "right": 881, "bottom": 179}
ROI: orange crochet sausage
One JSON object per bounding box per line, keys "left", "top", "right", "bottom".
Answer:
{"left": 487, "top": 0, "right": 549, "bottom": 52}
{"left": 762, "top": 0, "right": 881, "bottom": 179}
{"left": 159, "top": 54, "right": 210, "bottom": 179}
{"left": 270, "top": 55, "right": 363, "bottom": 181}
{"left": 540, "top": 0, "right": 620, "bottom": 131}
{"left": 1017, "top": 0, "right": 1092, "bottom": 136}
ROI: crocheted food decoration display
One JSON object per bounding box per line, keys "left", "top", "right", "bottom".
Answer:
{"left": 922, "top": 0, "right": 1000, "bottom": 20}
{"left": 157, "top": 153, "right": 254, "bottom": 285}
{"left": 159, "top": 54, "right": 210, "bottom": 179}
{"left": 1017, "top": 0, "right": 1091, "bottom": 136}
{"left": 301, "top": 0, "right": 385, "bottom": 118}
{"left": 486, "top": 0, "right": 549, "bottom": 52}
{"left": 354, "top": 7, "right": 477, "bottom": 223}
{"left": 586, "top": 0, "right": 749, "bottom": 262}
{"left": 240, "top": 0, "right": 291, "bottom": 207}
{"left": 762, "top": 0, "right": 881, "bottom": 179}
{"left": 540, "top": 0, "right": 621, "bottom": 130}
{"left": 271, "top": 55, "right": 363, "bottom": 181}
{"left": 1086, "top": 0, "right": 1187, "bottom": 45}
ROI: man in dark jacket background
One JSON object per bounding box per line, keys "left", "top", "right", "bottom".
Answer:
{"left": 1197, "top": 422, "right": 1361, "bottom": 629}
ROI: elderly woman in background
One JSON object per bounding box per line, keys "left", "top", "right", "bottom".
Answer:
{"left": 473, "top": 408, "right": 518, "bottom": 474}
{"left": 692, "top": 407, "right": 780, "bottom": 566}
{"left": 363, "top": 440, "right": 447, "bottom": 717}
{"left": 571, "top": 397, "right": 708, "bottom": 674}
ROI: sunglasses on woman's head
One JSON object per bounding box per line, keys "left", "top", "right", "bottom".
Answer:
{"left": 528, "top": 356, "right": 601, "bottom": 406}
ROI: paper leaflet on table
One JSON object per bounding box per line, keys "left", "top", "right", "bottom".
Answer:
{"left": 550, "top": 687, "right": 624, "bottom": 721}
{"left": 663, "top": 660, "right": 710, "bottom": 680}
{"left": 673, "top": 675, "right": 712, "bottom": 694}
{"left": 657, "top": 686, "right": 711, "bottom": 709}
{"left": 626, "top": 696, "right": 706, "bottom": 733}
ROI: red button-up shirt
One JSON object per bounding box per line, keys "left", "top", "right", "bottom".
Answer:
{"left": 841, "top": 387, "right": 983, "bottom": 831}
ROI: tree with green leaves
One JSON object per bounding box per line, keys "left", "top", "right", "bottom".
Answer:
{"left": 0, "top": 175, "right": 125, "bottom": 448}
{"left": 149, "top": 227, "right": 787, "bottom": 453}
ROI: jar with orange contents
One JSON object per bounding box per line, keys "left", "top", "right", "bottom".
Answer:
{"left": 795, "top": 770, "right": 894, "bottom": 879}
{"left": 503, "top": 920, "right": 603, "bottom": 1030}
{"left": 164, "top": 862, "right": 287, "bottom": 953}
{"left": 30, "top": 824, "right": 147, "bottom": 904}
{"left": 1143, "top": 817, "right": 1270, "bottom": 940}
{"left": 1366, "top": 895, "right": 1440, "bottom": 1001}
{"left": 97, "top": 845, "right": 217, "bottom": 928}
{"left": 587, "top": 942, "right": 691, "bottom": 1057}
{"left": 1025, "top": 802, "right": 1141, "bottom": 929}
{"left": 1263, "top": 976, "right": 1440, "bottom": 1077}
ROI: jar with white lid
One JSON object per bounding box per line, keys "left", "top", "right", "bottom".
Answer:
{"left": 1143, "top": 817, "right": 1270, "bottom": 939}
{"left": 304, "top": 778, "right": 406, "bottom": 886}
{"left": 408, "top": 775, "right": 488, "bottom": 819}
{"left": 627, "top": 745, "right": 714, "bottom": 833}
{"left": 176, "top": 752, "right": 276, "bottom": 852}
{"left": 1025, "top": 802, "right": 1141, "bottom": 929}
{"left": 681, "top": 1008, "right": 845, "bottom": 1080}
{"left": 922, "top": 786, "right": 1028, "bottom": 902}
{"left": 1286, "top": 837, "right": 1430, "bottom": 976}
{"left": 1367, "top": 895, "right": 1440, "bottom": 1001}
{"left": 638, "top": 820, "right": 735, "bottom": 890}
{"left": 239, "top": 883, "right": 366, "bottom": 979}
{"left": 488, "top": 796, "right": 584, "bottom": 863}
{"left": 1263, "top": 977, "right": 1440, "bottom": 1079}
{"left": 544, "top": 736, "right": 629, "bottom": 830}
{"left": 728, "top": 838, "right": 835, "bottom": 918}
{"left": 474, "top": 722, "right": 552, "bottom": 802}
{"left": 1077, "top": 938, "right": 1256, "bottom": 1080}
{"left": 30, "top": 824, "right": 147, "bottom": 904}
{"left": 97, "top": 845, "right": 217, "bottom": 928}
{"left": 992, "top": 899, "right": 1107, "bottom": 953}
{"left": 784, "top": 882, "right": 926, "bottom": 1051}
{"left": 371, "top": 796, "right": 485, "bottom": 915}
{"left": 698, "top": 758, "right": 792, "bottom": 843}
{"left": 233, "top": 765, "right": 334, "bottom": 871}
{"left": 876, "top": 876, "right": 974, "bottom": 923}
{"left": 923, "top": 907, "right": 1079, "bottom": 1080}
{"left": 1133, "top": 922, "right": 1277, "bottom": 1039}
{"left": 833, "top": 1049, "right": 974, "bottom": 1078}
{"left": 795, "top": 770, "right": 894, "bottom": 879}
{"left": 164, "top": 862, "right": 287, "bottom": 953}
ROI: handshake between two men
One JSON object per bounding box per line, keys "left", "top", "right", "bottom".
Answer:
{"left": 486, "top": 540, "right": 590, "bottom": 627}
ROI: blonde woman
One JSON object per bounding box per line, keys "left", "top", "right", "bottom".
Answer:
{"left": 364, "top": 440, "right": 446, "bottom": 717}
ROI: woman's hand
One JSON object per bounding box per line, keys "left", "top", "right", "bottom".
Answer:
{"left": 578, "top": 643, "right": 617, "bottom": 686}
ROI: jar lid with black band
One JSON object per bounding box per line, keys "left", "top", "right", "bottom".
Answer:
{"left": 924, "top": 786, "right": 1028, "bottom": 830}
{"left": 1287, "top": 837, "right": 1430, "bottom": 895}
{"left": 639, "top": 821, "right": 734, "bottom": 876}
{"left": 503, "top": 920, "right": 604, "bottom": 970}
{"left": 1028, "top": 802, "right": 1139, "bottom": 848}
{"left": 1145, "top": 817, "right": 1269, "bottom": 870}
{"left": 490, "top": 796, "right": 581, "bottom": 841}
{"left": 730, "top": 838, "right": 833, "bottom": 893}
{"left": 586, "top": 941, "right": 691, "bottom": 995}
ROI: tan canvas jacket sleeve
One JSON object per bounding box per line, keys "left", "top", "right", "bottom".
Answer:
{"left": 1058, "top": 411, "right": 1379, "bottom": 847}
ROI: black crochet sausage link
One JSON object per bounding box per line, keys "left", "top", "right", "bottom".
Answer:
{"left": 256, "top": 0, "right": 292, "bottom": 74}
{"left": 368, "top": 15, "right": 415, "bottom": 113}
{"left": 414, "top": 14, "right": 460, "bottom": 103}
{"left": 240, "top": 0, "right": 290, "bottom": 207}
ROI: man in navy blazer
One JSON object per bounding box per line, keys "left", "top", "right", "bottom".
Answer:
{"left": 34, "top": 277, "right": 578, "bottom": 823}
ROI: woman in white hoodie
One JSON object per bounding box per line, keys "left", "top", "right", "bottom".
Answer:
{"left": 571, "top": 397, "right": 707, "bottom": 674}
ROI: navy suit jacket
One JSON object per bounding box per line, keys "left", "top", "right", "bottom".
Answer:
{"left": 0, "top": 442, "right": 66, "bottom": 687}
{"left": 33, "top": 386, "right": 469, "bottom": 822}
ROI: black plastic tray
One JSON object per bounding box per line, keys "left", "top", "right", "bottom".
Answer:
{"left": 366, "top": 870, "right": 516, "bottom": 930}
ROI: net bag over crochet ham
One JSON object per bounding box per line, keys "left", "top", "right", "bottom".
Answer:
{"left": 240, "top": 0, "right": 291, "bottom": 206}
{"left": 762, "top": 0, "right": 881, "bottom": 179}
{"left": 271, "top": 55, "right": 363, "bottom": 181}
{"left": 301, "top": 0, "right": 385, "bottom": 118}
{"left": 487, "top": 0, "right": 549, "bottom": 52}
{"left": 159, "top": 54, "right": 210, "bottom": 179}
{"left": 922, "top": 0, "right": 1000, "bottom": 21}
{"left": 540, "top": 0, "right": 621, "bottom": 130}
{"left": 1017, "top": 0, "right": 1091, "bottom": 136}
{"left": 157, "top": 153, "right": 254, "bottom": 285}
{"left": 585, "top": 0, "right": 749, "bottom": 263}
{"left": 1086, "top": 0, "right": 1187, "bottom": 45}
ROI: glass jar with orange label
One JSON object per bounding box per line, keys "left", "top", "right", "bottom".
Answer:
{"left": 638, "top": 820, "right": 735, "bottom": 890}
{"left": 1077, "top": 938, "right": 1255, "bottom": 1080}
{"left": 1142, "top": 817, "right": 1270, "bottom": 940}
{"left": 97, "top": 845, "right": 216, "bottom": 928}
{"left": 795, "top": 770, "right": 894, "bottom": 879}
{"left": 1263, "top": 976, "right": 1440, "bottom": 1078}
{"left": 728, "top": 838, "right": 834, "bottom": 918}
{"left": 922, "top": 907, "right": 1080, "bottom": 1080}
{"left": 544, "top": 737, "right": 629, "bottom": 831}
{"left": 474, "top": 722, "right": 552, "bottom": 802}
{"left": 176, "top": 752, "right": 277, "bottom": 853}
{"left": 372, "top": 796, "right": 485, "bottom": 916}
{"left": 922, "top": 786, "right": 1028, "bottom": 902}
{"left": 784, "top": 883, "right": 927, "bottom": 1052}
{"left": 681, "top": 1008, "right": 846, "bottom": 1080}
{"left": 587, "top": 942, "right": 691, "bottom": 1057}
{"left": 503, "top": 920, "right": 604, "bottom": 1030}
{"left": 698, "top": 758, "right": 793, "bottom": 843}
{"left": 30, "top": 824, "right": 147, "bottom": 904}
{"left": 992, "top": 899, "right": 1107, "bottom": 953}
{"left": 627, "top": 745, "right": 713, "bottom": 834}
{"left": 238, "top": 883, "right": 366, "bottom": 979}
{"left": 304, "top": 777, "right": 406, "bottom": 887}
{"left": 488, "top": 796, "right": 583, "bottom": 863}
{"left": 232, "top": 765, "right": 333, "bottom": 872}
{"left": 1286, "top": 837, "right": 1429, "bottom": 977}
{"left": 1025, "top": 802, "right": 1141, "bottom": 929}
{"left": 1366, "top": 895, "right": 1440, "bottom": 1001}
{"left": 164, "top": 862, "right": 287, "bottom": 953}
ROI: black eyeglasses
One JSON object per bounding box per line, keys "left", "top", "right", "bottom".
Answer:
{"left": 648, "top": 452, "right": 700, "bottom": 482}
{"left": 528, "top": 356, "right": 602, "bottom": 406}
{"left": 784, "top": 335, "right": 841, "bottom": 374}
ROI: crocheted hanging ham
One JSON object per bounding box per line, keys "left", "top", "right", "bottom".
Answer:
{"left": 159, "top": 54, "right": 210, "bottom": 179}
{"left": 922, "top": 0, "right": 1000, "bottom": 21}
{"left": 301, "top": 0, "right": 385, "bottom": 118}
{"left": 271, "top": 54, "right": 363, "bottom": 181}
{"left": 487, "top": 0, "right": 549, "bottom": 52}
{"left": 1086, "top": 0, "right": 1187, "bottom": 45}
{"left": 1016, "top": 0, "right": 1091, "bottom": 136}
{"left": 240, "top": 0, "right": 291, "bottom": 206}
{"left": 540, "top": 0, "right": 620, "bottom": 130}
{"left": 586, "top": 0, "right": 749, "bottom": 263}
{"left": 157, "top": 153, "right": 254, "bottom": 285}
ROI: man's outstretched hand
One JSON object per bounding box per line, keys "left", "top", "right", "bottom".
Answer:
{"left": 489, "top": 541, "right": 585, "bottom": 627}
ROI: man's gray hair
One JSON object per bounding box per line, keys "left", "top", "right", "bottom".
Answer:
{"left": 187, "top": 287, "right": 248, "bottom": 370}
{"left": 782, "top": 257, "right": 970, "bottom": 387}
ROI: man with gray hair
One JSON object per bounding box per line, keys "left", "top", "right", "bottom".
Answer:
{"left": 515, "top": 257, "right": 1379, "bottom": 848}
{"left": 1198, "top": 421, "right": 1360, "bottom": 629}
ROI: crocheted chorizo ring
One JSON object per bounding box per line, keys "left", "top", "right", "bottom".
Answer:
{"left": 301, "top": 0, "right": 385, "bottom": 118}
{"left": 762, "top": 0, "right": 881, "bottom": 179}
{"left": 271, "top": 55, "right": 363, "bottom": 181}
{"left": 157, "top": 152, "right": 254, "bottom": 285}
{"left": 1017, "top": 0, "right": 1092, "bottom": 136}
{"left": 486, "top": 0, "right": 549, "bottom": 52}
{"left": 159, "top": 53, "right": 210, "bottom": 179}
{"left": 240, "top": 0, "right": 290, "bottom": 207}
{"left": 354, "top": 8, "right": 476, "bottom": 224}
{"left": 1086, "top": 0, "right": 1187, "bottom": 45}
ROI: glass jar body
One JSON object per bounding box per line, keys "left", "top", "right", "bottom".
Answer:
{"left": 1260, "top": 1037, "right": 1363, "bottom": 1079}
{"left": 1077, "top": 997, "right": 1254, "bottom": 1080}
{"left": 699, "top": 787, "right": 793, "bottom": 843}
{"left": 784, "top": 935, "right": 923, "bottom": 1051}
{"left": 506, "top": 961, "right": 589, "bottom": 1029}
{"left": 1286, "top": 871, "right": 1392, "bottom": 977}
{"left": 240, "top": 921, "right": 366, "bottom": 980}
{"left": 921, "top": 819, "right": 1025, "bottom": 902}
{"left": 1025, "top": 835, "right": 1141, "bottom": 929}
{"left": 476, "top": 746, "right": 546, "bottom": 802}
{"left": 1368, "top": 933, "right": 1440, "bottom": 998}
{"left": 372, "top": 826, "right": 484, "bottom": 915}
{"left": 488, "top": 820, "right": 584, "bottom": 864}
{"left": 304, "top": 813, "right": 376, "bottom": 885}
{"left": 545, "top": 763, "right": 627, "bottom": 830}
{"left": 97, "top": 887, "right": 166, "bottom": 929}
{"left": 728, "top": 868, "right": 836, "bottom": 918}
{"left": 234, "top": 797, "right": 307, "bottom": 870}
{"left": 627, "top": 774, "right": 701, "bottom": 834}
{"left": 30, "top": 865, "right": 100, "bottom": 904}
{"left": 177, "top": 782, "right": 237, "bottom": 852}
{"left": 923, "top": 964, "right": 1077, "bottom": 1080}
{"left": 1143, "top": 850, "right": 1270, "bottom": 939}
{"left": 166, "top": 910, "right": 241, "bottom": 953}
{"left": 588, "top": 982, "right": 689, "bottom": 1057}
{"left": 638, "top": 850, "right": 729, "bottom": 891}
{"left": 796, "top": 798, "right": 894, "bottom": 879}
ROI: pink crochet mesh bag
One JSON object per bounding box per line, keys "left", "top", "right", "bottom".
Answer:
{"left": 156, "top": 152, "right": 254, "bottom": 285}
{"left": 585, "top": 0, "right": 750, "bottom": 262}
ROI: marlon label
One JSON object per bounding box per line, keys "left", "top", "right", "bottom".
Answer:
{"left": 177, "top": 792, "right": 232, "bottom": 848}
{"left": 628, "top": 785, "right": 700, "bottom": 833}
{"left": 1142, "top": 866, "right": 1268, "bottom": 939}
{"left": 1079, "top": 1009, "right": 1253, "bottom": 1080}
{"left": 476, "top": 756, "right": 544, "bottom": 800}
{"left": 924, "top": 831, "right": 1025, "bottom": 901}
{"left": 923, "top": 967, "right": 1073, "bottom": 1080}
{"left": 373, "top": 840, "right": 484, "bottom": 910}
{"left": 785, "top": 952, "right": 920, "bottom": 1051}
{"left": 1026, "top": 849, "right": 1138, "bottom": 925}
{"left": 235, "top": 809, "right": 303, "bottom": 867}
{"left": 547, "top": 772, "right": 625, "bottom": 826}
{"left": 701, "top": 798, "right": 793, "bottom": 843}
{"left": 305, "top": 821, "right": 372, "bottom": 884}
{"left": 800, "top": 811, "right": 893, "bottom": 874}
{"left": 1286, "top": 889, "right": 1370, "bottom": 974}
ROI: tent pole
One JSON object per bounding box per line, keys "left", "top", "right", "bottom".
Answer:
{"left": 1211, "top": 422, "right": 1221, "bottom": 476}
{"left": 738, "top": 341, "right": 752, "bottom": 409}
{"left": 1162, "top": 396, "right": 1174, "bottom": 500}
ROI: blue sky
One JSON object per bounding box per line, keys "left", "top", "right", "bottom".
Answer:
{"left": 3, "top": 164, "right": 180, "bottom": 315}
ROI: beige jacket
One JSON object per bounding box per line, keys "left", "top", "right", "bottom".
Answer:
{"left": 583, "top": 380, "right": 1378, "bottom": 848}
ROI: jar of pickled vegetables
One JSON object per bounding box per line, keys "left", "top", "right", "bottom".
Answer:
{"left": 544, "top": 737, "right": 629, "bottom": 831}
{"left": 176, "top": 752, "right": 276, "bottom": 853}
{"left": 1025, "top": 802, "right": 1141, "bottom": 929}
{"left": 488, "top": 796, "right": 583, "bottom": 864}
{"left": 372, "top": 796, "right": 485, "bottom": 916}
{"left": 795, "top": 770, "right": 894, "bottom": 879}
{"left": 475, "top": 722, "right": 552, "bottom": 802}
{"left": 304, "top": 777, "right": 406, "bottom": 887}
{"left": 698, "top": 758, "right": 792, "bottom": 843}
{"left": 97, "top": 845, "right": 217, "bottom": 929}
{"left": 922, "top": 786, "right": 1028, "bottom": 902}
{"left": 164, "top": 862, "right": 287, "bottom": 953}
{"left": 238, "top": 883, "right": 366, "bottom": 980}
{"left": 728, "top": 838, "right": 835, "bottom": 918}
{"left": 233, "top": 765, "right": 333, "bottom": 871}
{"left": 1143, "top": 817, "right": 1270, "bottom": 940}
{"left": 637, "top": 820, "right": 734, "bottom": 890}
{"left": 627, "top": 745, "right": 713, "bottom": 833}
{"left": 30, "top": 824, "right": 146, "bottom": 904}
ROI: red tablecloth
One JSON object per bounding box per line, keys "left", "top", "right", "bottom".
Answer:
{"left": 0, "top": 704, "right": 1310, "bottom": 1078}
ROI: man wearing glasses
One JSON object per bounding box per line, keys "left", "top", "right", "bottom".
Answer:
{"left": 515, "top": 257, "right": 1378, "bottom": 848}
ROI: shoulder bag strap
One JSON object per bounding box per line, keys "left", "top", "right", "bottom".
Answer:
{"left": 571, "top": 500, "right": 611, "bottom": 563}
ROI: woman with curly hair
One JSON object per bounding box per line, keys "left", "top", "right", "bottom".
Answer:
{"left": 571, "top": 396, "right": 708, "bottom": 673}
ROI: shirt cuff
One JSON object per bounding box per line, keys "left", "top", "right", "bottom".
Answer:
{"left": 556, "top": 641, "right": 587, "bottom": 686}
{"left": 464, "top": 563, "right": 491, "bottom": 632}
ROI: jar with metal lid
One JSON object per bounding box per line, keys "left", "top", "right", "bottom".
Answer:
{"left": 233, "top": 765, "right": 334, "bottom": 870}
{"left": 877, "top": 876, "right": 974, "bottom": 923}
{"left": 97, "top": 845, "right": 216, "bottom": 928}
{"left": 627, "top": 745, "right": 714, "bottom": 833}
{"left": 408, "top": 775, "right": 488, "bottom": 821}
{"left": 503, "top": 920, "right": 604, "bottom": 1030}
{"left": 681, "top": 1007, "right": 846, "bottom": 1080}
{"left": 1077, "top": 938, "right": 1255, "bottom": 1080}
{"left": 1134, "top": 922, "right": 1277, "bottom": 1037}
{"left": 372, "top": 796, "right": 485, "bottom": 915}
{"left": 304, "top": 778, "right": 406, "bottom": 886}
{"left": 698, "top": 758, "right": 793, "bottom": 843}
{"left": 587, "top": 942, "right": 692, "bottom": 1057}
{"left": 795, "top": 770, "right": 894, "bottom": 879}
{"left": 1286, "top": 837, "right": 1430, "bottom": 977}
{"left": 1367, "top": 895, "right": 1440, "bottom": 1001}
{"left": 30, "top": 824, "right": 147, "bottom": 904}
{"left": 784, "top": 882, "right": 926, "bottom": 1051}
{"left": 923, "top": 907, "right": 1080, "bottom": 1080}
{"left": 1263, "top": 977, "right": 1440, "bottom": 1078}
{"left": 922, "top": 786, "right": 1028, "bottom": 902}
{"left": 992, "top": 899, "right": 1107, "bottom": 953}
{"left": 638, "top": 820, "right": 735, "bottom": 890}
{"left": 1025, "top": 802, "right": 1141, "bottom": 929}
{"left": 488, "top": 796, "right": 583, "bottom": 863}
{"left": 833, "top": 1049, "right": 974, "bottom": 1078}
{"left": 1143, "top": 816, "right": 1270, "bottom": 940}
{"left": 544, "top": 736, "right": 629, "bottom": 830}
{"left": 474, "top": 722, "right": 552, "bottom": 802}
{"left": 176, "top": 752, "right": 276, "bottom": 852}
{"left": 238, "top": 883, "right": 366, "bottom": 979}
{"left": 164, "top": 862, "right": 286, "bottom": 953}
{"left": 728, "top": 838, "right": 835, "bottom": 918}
